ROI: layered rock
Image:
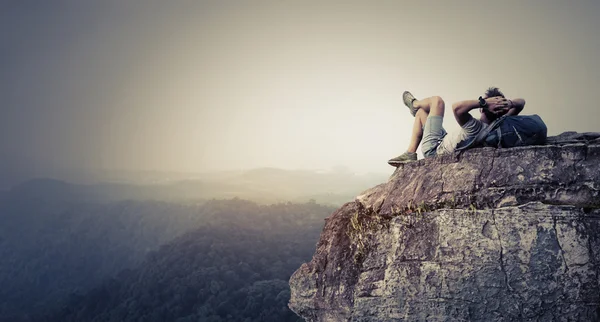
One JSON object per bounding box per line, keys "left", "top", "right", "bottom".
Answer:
{"left": 289, "top": 132, "right": 600, "bottom": 321}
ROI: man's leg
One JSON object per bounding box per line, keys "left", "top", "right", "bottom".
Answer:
{"left": 407, "top": 96, "right": 445, "bottom": 153}
{"left": 413, "top": 96, "right": 445, "bottom": 117}
{"left": 388, "top": 96, "right": 446, "bottom": 165}
{"left": 406, "top": 108, "right": 428, "bottom": 153}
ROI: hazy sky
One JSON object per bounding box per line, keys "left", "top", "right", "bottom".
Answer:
{"left": 2, "top": 0, "right": 599, "bottom": 182}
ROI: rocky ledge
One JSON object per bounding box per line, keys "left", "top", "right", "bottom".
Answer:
{"left": 289, "top": 132, "right": 600, "bottom": 321}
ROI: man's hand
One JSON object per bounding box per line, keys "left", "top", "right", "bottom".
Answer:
{"left": 484, "top": 97, "right": 512, "bottom": 115}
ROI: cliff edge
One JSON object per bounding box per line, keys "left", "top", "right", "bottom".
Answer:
{"left": 289, "top": 132, "right": 600, "bottom": 321}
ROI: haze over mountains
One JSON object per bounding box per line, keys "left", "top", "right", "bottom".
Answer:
{"left": 0, "top": 167, "right": 387, "bottom": 321}
{"left": 5, "top": 168, "right": 387, "bottom": 206}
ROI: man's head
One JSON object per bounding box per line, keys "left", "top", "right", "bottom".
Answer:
{"left": 483, "top": 87, "right": 505, "bottom": 99}
{"left": 480, "top": 86, "right": 506, "bottom": 121}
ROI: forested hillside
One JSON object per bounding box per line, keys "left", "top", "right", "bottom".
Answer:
{"left": 47, "top": 209, "right": 327, "bottom": 321}
{"left": 0, "top": 197, "right": 200, "bottom": 320}
{"left": 0, "top": 194, "right": 334, "bottom": 321}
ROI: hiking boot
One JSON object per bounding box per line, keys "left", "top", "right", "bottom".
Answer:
{"left": 388, "top": 152, "right": 418, "bottom": 166}
{"left": 403, "top": 91, "right": 418, "bottom": 117}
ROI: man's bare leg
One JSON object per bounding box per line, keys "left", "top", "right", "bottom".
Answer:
{"left": 388, "top": 95, "right": 445, "bottom": 165}
{"left": 413, "top": 96, "right": 445, "bottom": 117}
{"left": 407, "top": 109, "right": 427, "bottom": 153}
{"left": 407, "top": 96, "right": 445, "bottom": 152}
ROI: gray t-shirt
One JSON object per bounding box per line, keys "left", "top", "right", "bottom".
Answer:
{"left": 437, "top": 117, "right": 487, "bottom": 155}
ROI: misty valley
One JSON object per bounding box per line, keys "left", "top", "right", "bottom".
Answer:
{"left": 0, "top": 169, "right": 384, "bottom": 321}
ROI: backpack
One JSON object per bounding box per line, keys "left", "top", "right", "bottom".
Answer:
{"left": 456, "top": 114, "right": 547, "bottom": 151}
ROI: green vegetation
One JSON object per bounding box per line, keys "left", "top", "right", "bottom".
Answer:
{"left": 346, "top": 193, "right": 484, "bottom": 264}
{"left": 346, "top": 206, "right": 389, "bottom": 264}
{"left": 47, "top": 221, "right": 323, "bottom": 322}
{"left": 0, "top": 191, "right": 334, "bottom": 322}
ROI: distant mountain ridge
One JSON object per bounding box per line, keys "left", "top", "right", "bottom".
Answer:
{"left": 0, "top": 167, "right": 381, "bottom": 320}
{"left": 9, "top": 168, "right": 387, "bottom": 205}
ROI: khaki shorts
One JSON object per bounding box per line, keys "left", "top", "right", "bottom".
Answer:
{"left": 422, "top": 115, "right": 447, "bottom": 157}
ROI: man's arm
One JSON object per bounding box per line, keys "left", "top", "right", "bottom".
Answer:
{"left": 453, "top": 96, "right": 513, "bottom": 126}
{"left": 506, "top": 98, "right": 525, "bottom": 116}
{"left": 452, "top": 100, "right": 480, "bottom": 126}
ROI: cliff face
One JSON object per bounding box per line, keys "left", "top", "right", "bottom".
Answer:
{"left": 289, "top": 132, "right": 600, "bottom": 321}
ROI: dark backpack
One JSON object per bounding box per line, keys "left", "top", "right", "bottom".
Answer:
{"left": 456, "top": 114, "right": 547, "bottom": 151}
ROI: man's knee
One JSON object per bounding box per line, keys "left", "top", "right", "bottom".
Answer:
{"left": 431, "top": 96, "right": 445, "bottom": 108}
{"left": 430, "top": 96, "right": 445, "bottom": 116}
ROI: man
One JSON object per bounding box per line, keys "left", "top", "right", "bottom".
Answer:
{"left": 388, "top": 87, "right": 525, "bottom": 165}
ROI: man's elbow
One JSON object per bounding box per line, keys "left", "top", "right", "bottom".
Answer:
{"left": 515, "top": 98, "right": 526, "bottom": 109}
{"left": 452, "top": 101, "right": 464, "bottom": 114}
{"left": 452, "top": 101, "right": 472, "bottom": 119}
{"left": 451, "top": 102, "right": 470, "bottom": 125}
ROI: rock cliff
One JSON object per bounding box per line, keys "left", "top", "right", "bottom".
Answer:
{"left": 289, "top": 132, "right": 600, "bottom": 321}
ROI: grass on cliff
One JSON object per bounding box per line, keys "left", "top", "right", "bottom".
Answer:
{"left": 346, "top": 195, "right": 481, "bottom": 264}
